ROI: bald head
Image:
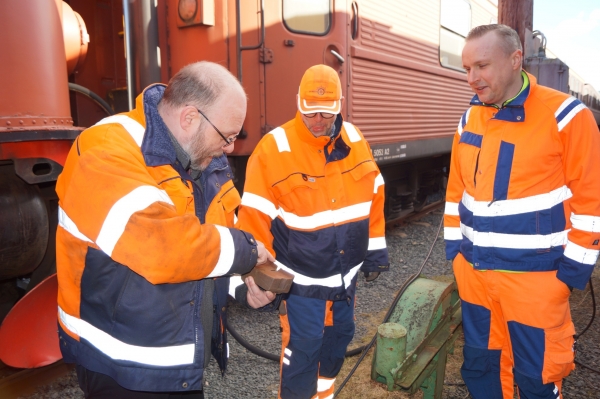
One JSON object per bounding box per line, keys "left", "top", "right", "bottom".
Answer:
{"left": 157, "top": 61, "right": 247, "bottom": 171}
{"left": 160, "top": 61, "right": 245, "bottom": 112}
{"left": 466, "top": 24, "right": 522, "bottom": 57}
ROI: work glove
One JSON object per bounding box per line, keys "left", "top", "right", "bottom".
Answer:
{"left": 364, "top": 271, "right": 380, "bottom": 282}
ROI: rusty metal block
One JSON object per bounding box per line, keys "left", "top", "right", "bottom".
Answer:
{"left": 243, "top": 261, "right": 294, "bottom": 293}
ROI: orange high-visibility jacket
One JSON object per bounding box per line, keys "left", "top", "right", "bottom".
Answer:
{"left": 236, "top": 113, "right": 389, "bottom": 300}
{"left": 55, "top": 84, "right": 257, "bottom": 391}
{"left": 444, "top": 72, "right": 600, "bottom": 290}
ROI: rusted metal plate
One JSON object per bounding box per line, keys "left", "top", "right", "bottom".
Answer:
{"left": 0, "top": 274, "right": 61, "bottom": 368}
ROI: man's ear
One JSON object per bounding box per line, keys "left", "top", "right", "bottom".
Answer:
{"left": 179, "top": 106, "right": 196, "bottom": 132}
{"left": 511, "top": 49, "right": 523, "bottom": 71}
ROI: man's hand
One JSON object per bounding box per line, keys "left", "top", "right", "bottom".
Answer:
{"left": 245, "top": 276, "right": 276, "bottom": 308}
{"left": 256, "top": 240, "right": 275, "bottom": 265}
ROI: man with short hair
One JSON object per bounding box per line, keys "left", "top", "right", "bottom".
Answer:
{"left": 56, "top": 61, "right": 275, "bottom": 398}
{"left": 236, "top": 64, "right": 390, "bottom": 399}
{"left": 444, "top": 24, "right": 600, "bottom": 399}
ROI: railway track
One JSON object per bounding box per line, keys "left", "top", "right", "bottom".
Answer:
{"left": 0, "top": 360, "right": 74, "bottom": 399}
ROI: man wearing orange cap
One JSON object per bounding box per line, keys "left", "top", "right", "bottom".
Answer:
{"left": 237, "top": 64, "right": 389, "bottom": 398}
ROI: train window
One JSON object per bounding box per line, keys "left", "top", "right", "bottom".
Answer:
{"left": 439, "top": 0, "right": 471, "bottom": 70}
{"left": 283, "top": 0, "right": 331, "bottom": 35}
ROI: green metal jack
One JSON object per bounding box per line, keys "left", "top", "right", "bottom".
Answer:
{"left": 371, "top": 277, "right": 462, "bottom": 399}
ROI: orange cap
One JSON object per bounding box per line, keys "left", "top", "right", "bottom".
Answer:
{"left": 297, "top": 64, "right": 342, "bottom": 115}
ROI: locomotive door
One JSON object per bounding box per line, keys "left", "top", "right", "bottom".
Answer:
{"left": 262, "top": 0, "right": 348, "bottom": 131}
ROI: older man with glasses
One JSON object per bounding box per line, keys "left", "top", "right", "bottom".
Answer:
{"left": 55, "top": 61, "right": 276, "bottom": 399}
{"left": 237, "top": 64, "right": 390, "bottom": 399}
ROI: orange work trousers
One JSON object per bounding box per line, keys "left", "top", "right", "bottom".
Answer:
{"left": 453, "top": 253, "right": 575, "bottom": 399}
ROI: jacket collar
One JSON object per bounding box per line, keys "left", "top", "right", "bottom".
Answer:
{"left": 138, "top": 84, "right": 178, "bottom": 167}
{"left": 137, "top": 84, "right": 230, "bottom": 172}
{"left": 293, "top": 112, "right": 349, "bottom": 162}
{"left": 469, "top": 71, "right": 534, "bottom": 123}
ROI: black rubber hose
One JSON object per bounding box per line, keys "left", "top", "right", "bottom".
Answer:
{"left": 68, "top": 82, "right": 114, "bottom": 116}
{"left": 226, "top": 322, "right": 367, "bottom": 361}
{"left": 573, "top": 278, "right": 600, "bottom": 375}
{"left": 226, "top": 322, "right": 279, "bottom": 362}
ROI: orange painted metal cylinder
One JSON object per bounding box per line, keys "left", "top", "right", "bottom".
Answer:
{"left": 0, "top": 0, "right": 74, "bottom": 133}
{"left": 62, "top": 1, "right": 89, "bottom": 75}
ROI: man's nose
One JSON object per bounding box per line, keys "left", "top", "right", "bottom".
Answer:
{"left": 223, "top": 142, "right": 235, "bottom": 154}
{"left": 314, "top": 113, "right": 324, "bottom": 122}
{"left": 467, "top": 70, "right": 478, "bottom": 85}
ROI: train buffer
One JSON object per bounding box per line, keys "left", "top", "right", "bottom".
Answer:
{"left": 371, "top": 278, "right": 462, "bottom": 399}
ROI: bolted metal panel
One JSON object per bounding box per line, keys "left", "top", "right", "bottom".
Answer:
{"left": 0, "top": 0, "right": 73, "bottom": 132}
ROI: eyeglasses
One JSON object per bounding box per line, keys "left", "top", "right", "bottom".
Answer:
{"left": 196, "top": 108, "right": 237, "bottom": 147}
{"left": 304, "top": 112, "right": 335, "bottom": 119}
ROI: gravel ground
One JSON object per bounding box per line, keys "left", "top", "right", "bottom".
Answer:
{"left": 18, "top": 210, "right": 600, "bottom": 398}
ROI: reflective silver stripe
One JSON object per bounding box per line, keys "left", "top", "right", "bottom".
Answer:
{"left": 58, "top": 207, "right": 93, "bottom": 243}
{"left": 274, "top": 260, "right": 362, "bottom": 288}
{"left": 461, "top": 186, "right": 572, "bottom": 217}
{"left": 461, "top": 223, "right": 569, "bottom": 249}
{"left": 571, "top": 213, "right": 600, "bottom": 233}
{"left": 558, "top": 103, "right": 586, "bottom": 132}
{"left": 555, "top": 97, "right": 586, "bottom": 132}
{"left": 343, "top": 263, "right": 362, "bottom": 289}
{"left": 268, "top": 127, "right": 291, "bottom": 153}
{"left": 444, "top": 226, "right": 462, "bottom": 240}
{"left": 243, "top": 192, "right": 372, "bottom": 230}
{"left": 457, "top": 107, "right": 471, "bottom": 135}
{"left": 206, "top": 225, "right": 235, "bottom": 277}
{"left": 282, "top": 347, "right": 292, "bottom": 365}
{"left": 97, "top": 186, "right": 174, "bottom": 257}
{"left": 59, "top": 307, "right": 194, "bottom": 366}
{"left": 317, "top": 377, "right": 335, "bottom": 392}
{"left": 445, "top": 201, "right": 459, "bottom": 216}
{"left": 241, "top": 192, "right": 279, "bottom": 219}
{"left": 374, "top": 173, "right": 384, "bottom": 193}
{"left": 94, "top": 115, "right": 145, "bottom": 147}
{"left": 228, "top": 275, "right": 243, "bottom": 298}
{"left": 564, "top": 240, "right": 599, "bottom": 265}
{"left": 279, "top": 201, "right": 372, "bottom": 230}
{"left": 343, "top": 122, "right": 361, "bottom": 143}
{"left": 368, "top": 237, "right": 386, "bottom": 250}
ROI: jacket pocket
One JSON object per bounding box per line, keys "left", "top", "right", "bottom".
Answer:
{"left": 272, "top": 173, "right": 319, "bottom": 215}
{"left": 206, "top": 182, "right": 240, "bottom": 226}
{"left": 542, "top": 321, "right": 575, "bottom": 383}
{"left": 158, "top": 176, "right": 193, "bottom": 215}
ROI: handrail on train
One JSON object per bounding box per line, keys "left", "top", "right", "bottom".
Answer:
{"left": 236, "top": 0, "right": 265, "bottom": 83}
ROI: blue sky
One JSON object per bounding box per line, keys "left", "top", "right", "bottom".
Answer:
{"left": 533, "top": 0, "right": 600, "bottom": 91}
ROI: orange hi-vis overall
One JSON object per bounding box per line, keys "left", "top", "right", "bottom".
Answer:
{"left": 237, "top": 113, "right": 389, "bottom": 399}
{"left": 444, "top": 72, "right": 600, "bottom": 399}
{"left": 55, "top": 84, "right": 258, "bottom": 392}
